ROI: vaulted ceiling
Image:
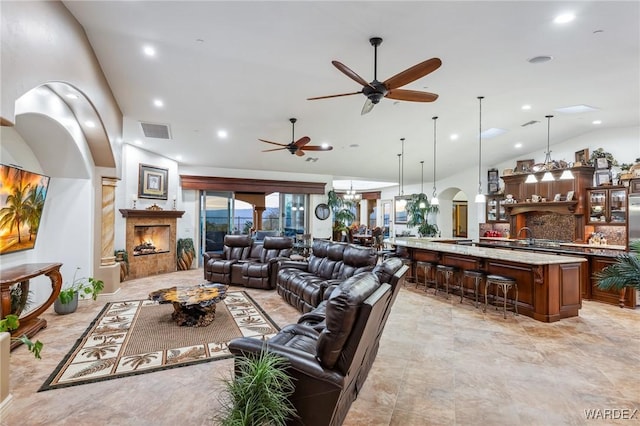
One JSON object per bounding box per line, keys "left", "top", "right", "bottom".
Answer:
{"left": 63, "top": 1, "right": 639, "bottom": 190}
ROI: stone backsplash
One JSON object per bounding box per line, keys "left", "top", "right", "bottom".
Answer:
{"left": 525, "top": 213, "right": 575, "bottom": 242}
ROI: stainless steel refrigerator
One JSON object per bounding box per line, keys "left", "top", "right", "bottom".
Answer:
{"left": 629, "top": 194, "right": 640, "bottom": 242}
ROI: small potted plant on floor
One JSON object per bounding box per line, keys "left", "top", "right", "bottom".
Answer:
{"left": 218, "top": 348, "right": 297, "bottom": 425}
{"left": 177, "top": 237, "right": 196, "bottom": 270}
{"left": 54, "top": 268, "right": 104, "bottom": 315}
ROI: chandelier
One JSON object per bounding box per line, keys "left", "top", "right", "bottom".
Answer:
{"left": 343, "top": 181, "right": 362, "bottom": 201}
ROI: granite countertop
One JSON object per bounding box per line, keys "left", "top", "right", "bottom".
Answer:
{"left": 387, "top": 238, "right": 587, "bottom": 265}
{"left": 477, "top": 238, "right": 625, "bottom": 258}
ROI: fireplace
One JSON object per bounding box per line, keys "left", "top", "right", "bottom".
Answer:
{"left": 120, "top": 209, "right": 185, "bottom": 279}
{"left": 134, "top": 225, "right": 170, "bottom": 255}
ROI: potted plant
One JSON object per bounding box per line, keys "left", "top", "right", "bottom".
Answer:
{"left": 0, "top": 314, "right": 43, "bottom": 359}
{"left": 218, "top": 348, "right": 297, "bottom": 425}
{"left": 589, "top": 148, "right": 618, "bottom": 168}
{"left": 54, "top": 268, "right": 104, "bottom": 315}
{"left": 114, "top": 249, "right": 129, "bottom": 281}
{"left": 405, "top": 193, "right": 440, "bottom": 237}
{"left": 177, "top": 237, "right": 196, "bottom": 270}
{"left": 327, "top": 189, "right": 356, "bottom": 241}
{"left": 595, "top": 240, "right": 640, "bottom": 293}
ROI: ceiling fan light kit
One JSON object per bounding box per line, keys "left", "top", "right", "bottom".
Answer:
{"left": 309, "top": 37, "right": 441, "bottom": 115}
{"left": 259, "top": 118, "right": 333, "bottom": 157}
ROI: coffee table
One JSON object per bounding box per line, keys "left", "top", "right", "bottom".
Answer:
{"left": 148, "top": 283, "right": 227, "bottom": 327}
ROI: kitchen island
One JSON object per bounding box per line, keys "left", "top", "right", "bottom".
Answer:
{"left": 388, "top": 238, "right": 587, "bottom": 322}
{"left": 477, "top": 238, "right": 636, "bottom": 308}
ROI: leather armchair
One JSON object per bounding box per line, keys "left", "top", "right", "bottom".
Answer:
{"left": 229, "top": 272, "right": 392, "bottom": 426}
{"left": 241, "top": 236, "right": 293, "bottom": 289}
{"left": 203, "top": 234, "right": 252, "bottom": 284}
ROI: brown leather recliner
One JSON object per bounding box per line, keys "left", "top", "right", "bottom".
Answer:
{"left": 240, "top": 236, "right": 293, "bottom": 289}
{"left": 203, "top": 234, "right": 252, "bottom": 284}
{"left": 228, "top": 272, "right": 392, "bottom": 426}
{"left": 276, "top": 240, "right": 376, "bottom": 313}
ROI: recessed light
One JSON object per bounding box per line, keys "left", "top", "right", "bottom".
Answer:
{"left": 592, "top": 120, "right": 602, "bottom": 125}
{"left": 515, "top": 142, "right": 523, "bottom": 149}
{"left": 84, "top": 120, "right": 95, "bottom": 128}
{"left": 450, "top": 134, "right": 459, "bottom": 141}
{"left": 153, "top": 99, "right": 164, "bottom": 108}
{"left": 134, "top": 140, "right": 143, "bottom": 145}
{"left": 521, "top": 105, "right": 531, "bottom": 110}
{"left": 554, "top": 13, "right": 575, "bottom": 24}
{"left": 143, "top": 46, "right": 156, "bottom": 57}
{"left": 217, "top": 130, "right": 228, "bottom": 139}
{"left": 528, "top": 55, "right": 553, "bottom": 64}
{"left": 176, "top": 155, "right": 183, "bottom": 161}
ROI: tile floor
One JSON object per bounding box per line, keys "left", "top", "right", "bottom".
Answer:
{"left": 2, "top": 269, "right": 639, "bottom": 425}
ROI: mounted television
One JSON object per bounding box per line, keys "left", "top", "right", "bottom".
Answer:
{"left": 0, "top": 164, "right": 50, "bottom": 255}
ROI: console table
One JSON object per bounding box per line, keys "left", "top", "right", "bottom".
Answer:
{"left": 0, "top": 263, "right": 63, "bottom": 349}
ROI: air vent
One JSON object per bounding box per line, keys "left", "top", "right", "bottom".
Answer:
{"left": 521, "top": 120, "right": 540, "bottom": 127}
{"left": 140, "top": 122, "right": 172, "bottom": 139}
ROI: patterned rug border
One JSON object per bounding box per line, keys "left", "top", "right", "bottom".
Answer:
{"left": 38, "top": 291, "right": 279, "bottom": 391}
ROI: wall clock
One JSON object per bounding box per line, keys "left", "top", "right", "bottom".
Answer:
{"left": 314, "top": 203, "right": 330, "bottom": 220}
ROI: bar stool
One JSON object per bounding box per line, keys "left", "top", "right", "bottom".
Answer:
{"left": 462, "top": 270, "right": 485, "bottom": 308}
{"left": 484, "top": 274, "right": 518, "bottom": 319}
{"left": 415, "top": 261, "right": 436, "bottom": 291}
{"left": 434, "top": 265, "right": 458, "bottom": 299}
{"left": 400, "top": 258, "right": 414, "bottom": 285}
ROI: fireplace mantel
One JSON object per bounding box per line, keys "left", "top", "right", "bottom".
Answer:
{"left": 120, "top": 209, "right": 185, "bottom": 218}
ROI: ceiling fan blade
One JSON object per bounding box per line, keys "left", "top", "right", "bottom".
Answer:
{"left": 302, "top": 145, "right": 333, "bottom": 152}
{"left": 259, "top": 138, "right": 288, "bottom": 147}
{"left": 383, "top": 58, "right": 442, "bottom": 90}
{"left": 262, "top": 147, "right": 287, "bottom": 152}
{"left": 332, "top": 61, "right": 375, "bottom": 89}
{"left": 386, "top": 89, "right": 439, "bottom": 102}
{"left": 307, "top": 91, "right": 362, "bottom": 101}
{"left": 295, "top": 149, "right": 305, "bottom": 157}
{"left": 294, "top": 136, "right": 311, "bottom": 148}
{"left": 361, "top": 98, "right": 375, "bottom": 115}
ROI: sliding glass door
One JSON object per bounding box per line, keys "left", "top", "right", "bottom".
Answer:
{"left": 200, "top": 191, "right": 233, "bottom": 254}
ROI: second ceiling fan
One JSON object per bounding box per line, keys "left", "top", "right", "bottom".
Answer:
{"left": 308, "top": 37, "right": 441, "bottom": 115}
{"left": 260, "top": 118, "right": 333, "bottom": 157}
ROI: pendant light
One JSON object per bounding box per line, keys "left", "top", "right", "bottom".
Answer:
{"left": 397, "top": 153, "right": 402, "bottom": 196}
{"left": 419, "top": 160, "right": 426, "bottom": 208}
{"left": 540, "top": 115, "right": 555, "bottom": 182}
{"left": 400, "top": 137, "right": 405, "bottom": 195}
{"left": 431, "top": 116, "right": 439, "bottom": 205}
{"left": 475, "top": 96, "right": 486, "bottom": 203}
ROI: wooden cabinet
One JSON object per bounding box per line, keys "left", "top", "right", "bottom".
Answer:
{"left": 590, "top": 255, "right": 636, "bottom": 308}
{"left": 587, "top": 186, "right": 627, "bottom": 225}
{"left": 486, "top": 195, "right": 508, "bottom": 222}
{"left": 630, "top": 178, "right": 640, "bottom": 194}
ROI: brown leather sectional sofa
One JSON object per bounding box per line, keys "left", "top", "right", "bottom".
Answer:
{"left": 204, "top": 234, "right": 293, "bottom": 289}
{"left": 275, "top": 239, "right": 378, "bottom": 313}
{"left": 228, "top": 257, "right": 408, "bottom": 426}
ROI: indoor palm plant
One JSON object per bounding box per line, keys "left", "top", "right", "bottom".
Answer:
{"left": 405, "top": 193, "right": 440, "bottom": 237}
{"left": 595, "top": 240, "right": 640, "bottom": 292}
{"left": 327, "top": 189, "right": 356, "bottom": 241}
{"left": 218, "top": 348, "right": 297, "bottom": 426}
{"left": 54, "top": 267, "right": 104, "bottom": 315}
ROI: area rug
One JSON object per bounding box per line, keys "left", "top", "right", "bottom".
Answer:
{"left": 39, "top": 291, "right": 279, "bottom": 391}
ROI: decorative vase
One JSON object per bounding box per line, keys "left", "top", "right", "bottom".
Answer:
{"left": 54, "top": 293, "right": 79, "bottom": 315}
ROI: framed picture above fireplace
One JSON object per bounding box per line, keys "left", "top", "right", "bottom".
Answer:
{"left": 138, "top": 164, "right": 168, "bottom": 200}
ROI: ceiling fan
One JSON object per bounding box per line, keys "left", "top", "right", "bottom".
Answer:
{"left": 308, "top": 37, "right": 441, "bottom": 115}
{"left": 260, "top": 118, "right": 333, "bottom": 157}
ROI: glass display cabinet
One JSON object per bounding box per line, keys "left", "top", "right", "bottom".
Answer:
{"left": 587, "top": 187, "right": 627, "bottom": 225}
{"left": 486, "top": 196, "right": 508, "bottom": 223}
